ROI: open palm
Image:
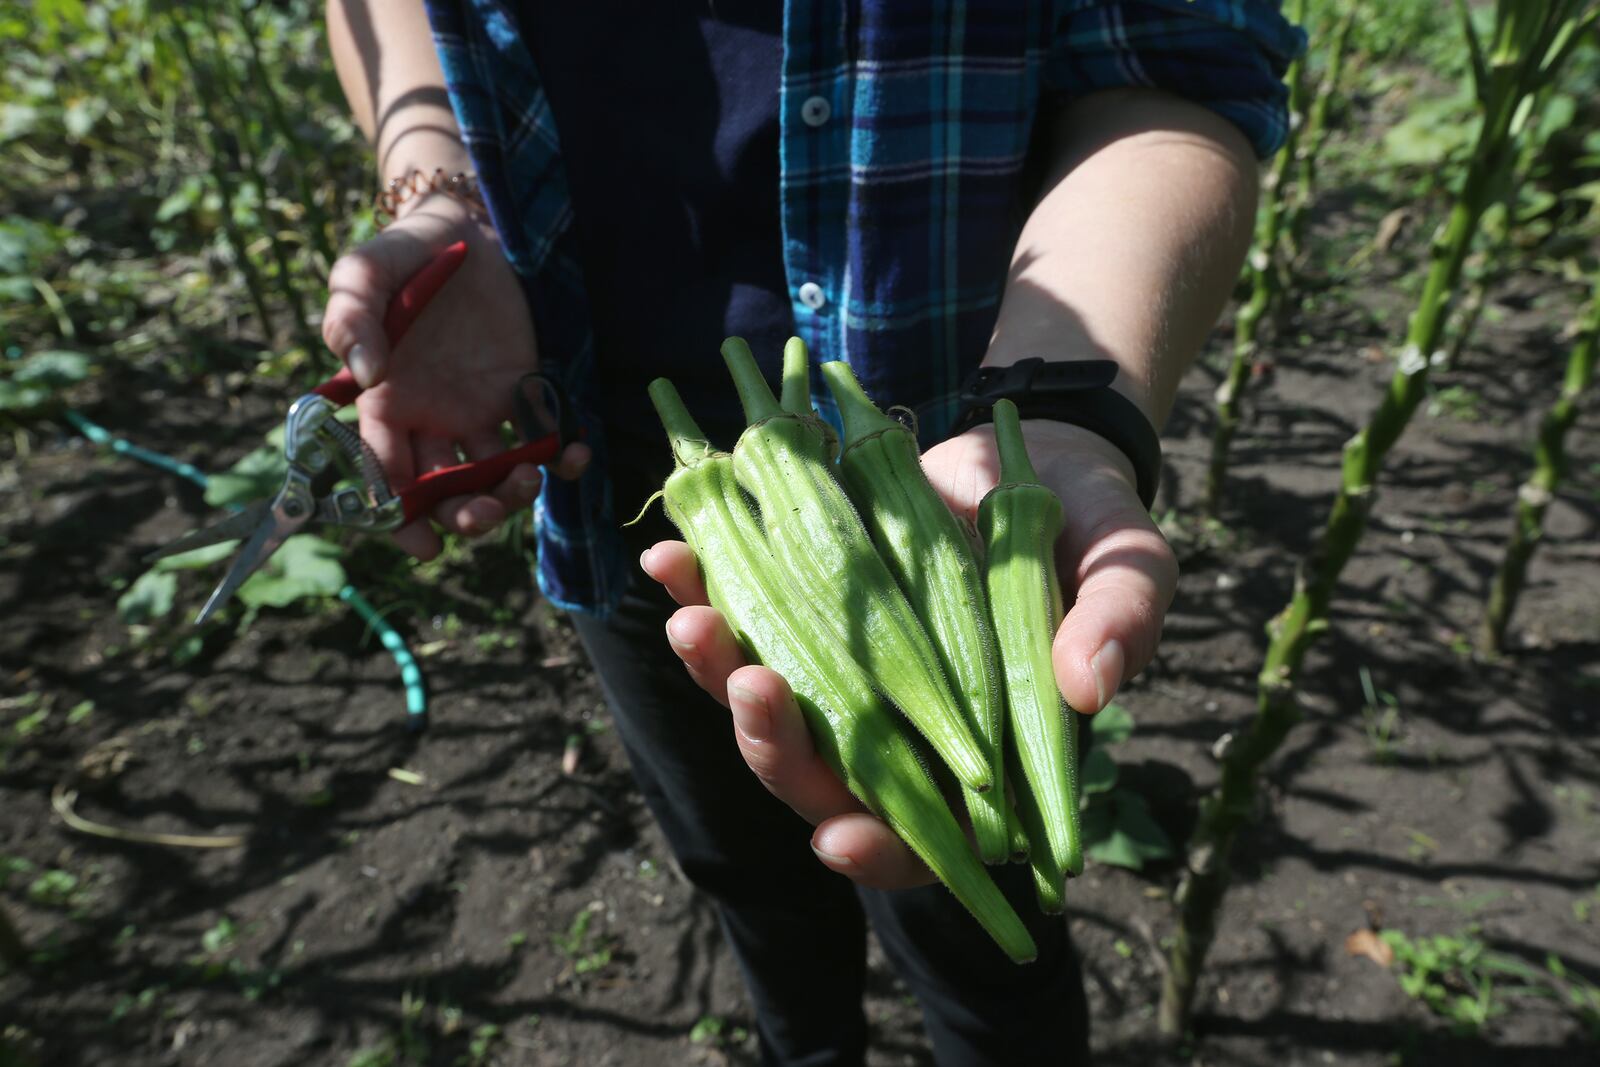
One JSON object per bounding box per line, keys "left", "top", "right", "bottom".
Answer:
{"left": 641, "top": 418, "right": 1177, "bottom": 888}
{"left": 321, "top": 200, "right": 590, "bottom": 558}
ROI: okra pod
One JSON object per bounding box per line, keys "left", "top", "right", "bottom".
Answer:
{"left": 720, "top": 337, "right": 991, "bottom": 795}
{"left": 819, "top": 359, "right": 1010, "bottom": 863}
{"left": 978, "top": 399, "right": 1083, "bottom": 880}
{"left": 648, "top": 378, "right": 1037, "bottom": 963}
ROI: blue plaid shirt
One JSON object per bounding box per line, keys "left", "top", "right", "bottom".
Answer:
{"left": 423, "top": 0, "right": 1302, "bottom": 617}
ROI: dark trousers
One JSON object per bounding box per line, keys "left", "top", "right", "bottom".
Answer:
{"left": 571, "top": 574, "right": 1092, "bottom": 1066}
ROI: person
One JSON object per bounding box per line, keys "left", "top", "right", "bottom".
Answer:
{"left": 323, "top": 2, "right": 1301, "bottom": 1063}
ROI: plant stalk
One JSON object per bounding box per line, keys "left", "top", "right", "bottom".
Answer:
{"left": 191, "top": 3, "right": 321, "bottom": 358}
{"left": 1160, "top": 4, "right": 1568, "bottom": 1031}
{"left": 1479, "top": 277, "right": 1599, "bottom": 652}
{"left": 229, "top": 0, "right": 338, "bottom": 272}
{"left": 166, "top": 11, "right": 278, "bottom": 340}
{"left": 1204, "top": 0, "right": 1306, "bottom": 516}
{"left": 1285, "top": 3, "right": 1356, "bottom": 267}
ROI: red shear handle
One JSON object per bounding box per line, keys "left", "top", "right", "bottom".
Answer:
{"left": 314, "top": 240, "right": 470, "bottom": 407}
{"left": 397, "top": 433, "right": 563, "bottom": 525}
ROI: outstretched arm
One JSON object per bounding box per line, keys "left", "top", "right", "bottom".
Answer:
{"left": 647, "top": 87, "right": 1259, "bottom": 888}
{"left": 322, "top": 0, "right": 588, "bottom": 559}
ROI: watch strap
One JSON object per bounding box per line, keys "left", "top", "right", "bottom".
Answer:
{"left": 951, "top": 358, "right": 1162, "bottom": 509}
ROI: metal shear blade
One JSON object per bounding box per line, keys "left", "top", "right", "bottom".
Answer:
{"left": 146, "top": 501, "right": 270, "bottom": 561}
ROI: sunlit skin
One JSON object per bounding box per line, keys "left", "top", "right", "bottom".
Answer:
{"left": 325, "top": 0, "right": 1258, "bottom": 891}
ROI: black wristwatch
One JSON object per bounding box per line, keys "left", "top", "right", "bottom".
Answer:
{"left": 950, "top": 358, "right": 1162, "bottom": 509}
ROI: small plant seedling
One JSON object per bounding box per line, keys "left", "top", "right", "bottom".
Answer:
{"left": 1077, "top": 703, "right": 1175, "bottom": 871}
{"left": 552, "top": 903, "right": 614, "bottom": 980}
{"left": 1383, "top": 926, "right": 1600, "bottom": 1039}
{"left": 1359, "top": 666, "right": 1403, "bottom": 764}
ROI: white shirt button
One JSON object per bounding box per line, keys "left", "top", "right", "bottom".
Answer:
{"left": 797, "top": 282, "right": 827, "bottom": 310}
{"left": 800, "top": 95, "right": 832, "bottom": 128}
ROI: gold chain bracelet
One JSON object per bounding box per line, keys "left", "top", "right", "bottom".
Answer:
{"left": 375, "top": 168, "right": 486, "bottom": 229}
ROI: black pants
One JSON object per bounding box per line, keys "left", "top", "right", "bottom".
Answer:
{"left": 571, "top": 565, "right": 1092, "bottom": 1065}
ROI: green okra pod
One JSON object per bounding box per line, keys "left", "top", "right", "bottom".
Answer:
{"left": 979, "top": 398, "right": 1084, "bottom": 881}
{"left": 819, "top": 359, "right": 1010, "bottom": 863}
{"left": 720, "top": 337, "right": 991, "bottom": 795}
{"left": 648, "top": 377, "right": 1037, "bottom": 963}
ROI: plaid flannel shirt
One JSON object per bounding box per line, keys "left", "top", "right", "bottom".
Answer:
{"left": 422, "top": 0, "right": 1302, "bottom": 617}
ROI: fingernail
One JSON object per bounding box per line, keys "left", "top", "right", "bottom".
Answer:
{"left": 811, "top": 844, "right": 853, "bottom": 868}
{"left": 665, "top": 620, "right": 696, "bottom": 659}
{"left": 729, "top": 684, "right": 771, "bottom": 742}
{"left": 638, "top": 548, "right": 654, "bottom": 574}
{"left": 347, "top": 343, "right": 377, "bottom": 389}
{"left": 1091, "top": 639, "right": 1125, "bottom": 712}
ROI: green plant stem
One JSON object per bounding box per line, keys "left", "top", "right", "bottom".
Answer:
{"left": 1161, "top": 20, "right": 1541, "bottom": 1035}
{"left": 166, "top": 12, "right": 278, "bottom": 340}
{"left": 190, "top": 3, "right": 320, "bottom": 359}
{"left": 1285, "top": 3, "right": 1356, "bottom": 267}
{"left": 229, "top": 0, "right": 338, "bottom": 272}
{"left": 1479, "top": 277, "right": 1599, "bottom": 652}
{"left": 1204, "top": 0, "right": 1305, "bottom": 516}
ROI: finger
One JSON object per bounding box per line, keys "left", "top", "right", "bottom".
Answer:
{"left": 640, "top": 541, "right": 710, "bottom": 607}
{"left": 393, "top": 519, "right": 444, "bottom": 561}
{"left": 356, "top": 399, "right": 416, "bottom": 491}
{"left": 811, "top": 813, "right": 937, "bottom": 890}
{"left": 323, "top": 235, "right": 435, "bottom": 389}
{"left": 663, "top": 605, "right": 748, "bottom": 705}
{"left": 412, "top": 432, "right": 461, "bottom": 475}
{"left": 491, "top": 463, "right": 543, "bottom": 514}
{"left": 725, "top": 664, "right": 863, "bottom": 826}
{"left": 1051, "top": 487, "right": 1178, "bottom": 713}
{"left": 548, "top": 441, "right": 592, "bottom": 482}
{"left": 408, "top": 433, "right": 503, "bottom": 536}
{"left": 457, "top": 432, "right": 545, "bottom": 516}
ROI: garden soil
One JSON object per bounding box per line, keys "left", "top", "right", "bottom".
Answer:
{"left": 4, "top": 178, "right": 1599, "bottom": 1067}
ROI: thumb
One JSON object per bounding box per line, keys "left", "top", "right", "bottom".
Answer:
{"left": 1050, "top": 487, "right": 1178, "bottom": 714}
{"left": 321, "top": 228, "right": 440, "bottom": 389}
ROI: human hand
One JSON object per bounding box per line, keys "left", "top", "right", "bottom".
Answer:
{"left": 640, "top": 419, "right": 1178, "bottom": 888}
{"left": 320, "top": 197, "right": 590, "bottom": 560}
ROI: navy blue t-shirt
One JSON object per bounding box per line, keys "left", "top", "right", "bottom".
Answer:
{"left": 517, "top": 1, "right": 790, "bottom": 456}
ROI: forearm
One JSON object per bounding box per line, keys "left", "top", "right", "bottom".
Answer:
{"left": 988, "top": 88, "right": 1260, "bottom": 429}
{"left": 326, "top": 0, "right": 471, "bottom": 183}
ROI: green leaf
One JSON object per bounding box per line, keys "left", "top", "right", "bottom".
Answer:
{"left": 117, "top": 570, "right": 176, "bottom": 625}
{"left": 236, "top": 535, "right": 345, "bottom": 609}
{"left": 13, "top": 350, "right": 90, "bottom": 387}
{"left": 152, "top": 541, "right": 237, "bottom": 572}
{"left": 155, "top": 176, "right": 204, "bottom": 223}
{"left": 1381, "top": 94, "right": 1480, "bottom": 167}
{"left": 1535, "top": 93, "right": 1577, "bottom": 143}
{"left": 1111, "top": 792, "right": 1174, "bottom": 859}
{"left": 0, "top": 379, "right": 49, "bottom": 412}
{"left": 1080, "top": 747, "right": 1118, "bottom": 794}
{"left": 1085, "top": 821, "right": 1146, "bottom": 869}
{"left": 1090, "top": 702, "right": 1134, "bottom": 745}
{"left": 204, "top": 444, "right": 287, "bottom": 509}
{"left": 1085, "top": 792, "right": 1174, "bottom": 869}
{"left": 0, "top": 102, "right": 38, "bottom": 143}
{"left": 63, "top": 95, "right": 105, "bottom": 139}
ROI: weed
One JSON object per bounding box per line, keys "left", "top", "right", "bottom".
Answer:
{"left": 27, "top": 869, "right": 83, "bottom": 910}
{"left": 1383, "top": 926, "right": 1600, "bottom": 1039}
{"left": 552, "top": 902, "right": 615, "bottom": 978}
{"left": 461, "top": 1024, "right": 500, "bottom": 1066}
{"left": 1426, "top": 384, "right": 1483, "bottom": 421}
{"left": 1358, "top": 666, "right": 1403, "bottom": 763}
{"left": 1077, "top": 703, "right": 1175, "bottom": 871}
{"left": 689, "top": 1015, "right": 749, "bottom": 1047}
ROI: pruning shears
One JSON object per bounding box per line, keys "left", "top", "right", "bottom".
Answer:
{"left": 153, "top": 241, "right": 575, "bottom": 624}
